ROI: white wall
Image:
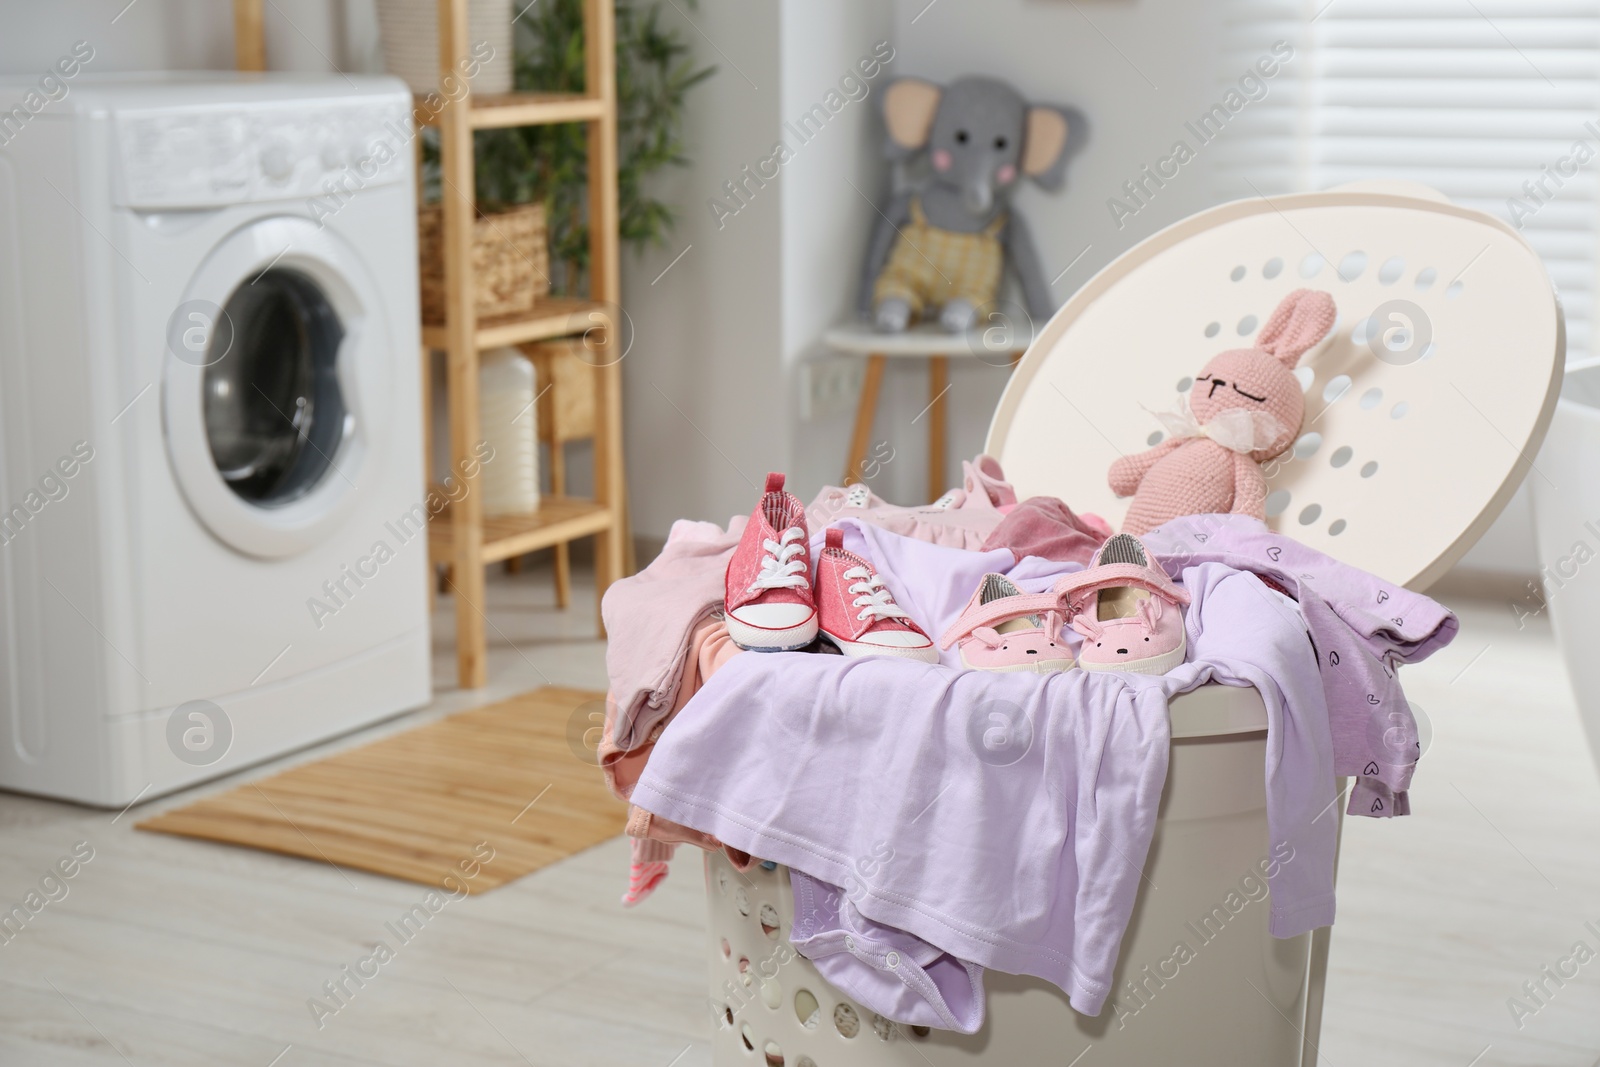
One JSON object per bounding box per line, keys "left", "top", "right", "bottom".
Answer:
{"left": 623, "top": 0, "right": 1235, "bottom": 529}
{"left": 616, "top": 0, "right": 788, "bottom": 532}
{"left": 0, "top": 0, "right": 378, "bottom": 75}
{"left": 777, "top": 2, "right": 897, "bottom": 501}
{"left": 0, "top": 0, "right": 1548, "bottom": 575}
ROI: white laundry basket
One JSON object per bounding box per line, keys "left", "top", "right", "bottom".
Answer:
{"left": 703, "top": 182, "right": 1564, "bottom": 1066}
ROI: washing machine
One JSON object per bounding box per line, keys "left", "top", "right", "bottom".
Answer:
{"left": 0, "top": 74, "right": 433, "bottom": 806}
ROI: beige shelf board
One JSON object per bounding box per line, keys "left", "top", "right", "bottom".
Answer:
{"left": 412, "top": 91, "right": 606, "bottom": 129}
{"left": 429, "top": 496, "right": 613, "bottom": 565}
{"left": 421, "top": 296, "right": 611, "bottom": 351}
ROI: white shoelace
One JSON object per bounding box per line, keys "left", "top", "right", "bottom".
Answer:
{"left": 845, "top": 566, "right": 911, "bottom": 623}
{"left": 750, "top": 527, "right": 808, "bottom": 590}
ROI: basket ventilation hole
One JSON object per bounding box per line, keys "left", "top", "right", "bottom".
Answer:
{"left": 1329, "top": 445, "right": 1353, "bottom": 468}
{"left": 717, "top": 869, "right": 730, "bottom": 895}
{"left": 1415, "top": 267, "right": 1437, "bottom": 291}
{"left": 720, "top": 938, "right": 731, "bottom": 960}
{"left": 1231, "top": 265, "right": 1246, "bottom": 281}
{"left": 1263, "top": 256, "right": 1284, "bottom": 279}
{"left": 794, "top": 989, "right": 821, "bottom": 1029}
{"left": 1204, "top": 321, "right": 1220, "bottom": 338}
{"left": 1351, "top": 317, "right": 1372, "bottom": 346}
{"left": 1392, "top": 401, "right": 1410, "bottom": 419}
{"left": 763, "top": 1040, "right": 784, "bottom": 1066}
{"left": 1300, "top": 252, "right": 1325, "bottom": 279}
{"left": 725, "top": 1005, "right": 735, "bottom": 1027}
{"left": 1293, "top": 366, "right": 1314, "bottom": 392}
{"left": 1322, "top": 375, "right": 1352, "bottom": 404}
{"left": 1361, "top": 461, "right": 1380, "bottom": 478}
{"left": 1338, "top": 251, "right": 1368, "bottom": 282}
{"left": 735, "top": 888, "right": 750, "bottom": 916}
{"left": 796, "top": 1059, "right": 817, "bottom": 1067}
{"left": 738, "top": 956, "right": 751, "bottom": 974}
{"left": 760, "top": 977, "right": 782, "bottom": 1010}
{"left": 1148, "top": 431, "right": 1164, "bottom": 447}
{"left": 911, "top": 1025, "right": 932, "bottom": 1038}
{"left": 1359, "top": 387, "right": 1383, "bottom": 411}
{"left": 740, "top": 1022, "right": 756, "bottom": 1051}
{"left": 834, "top": 1003, "right": 860, "bottom": 1039}
{"left": 1378, "top": 256, "right": 1405, "bottom": 285}
{"left": 1293, "top": 432, "right": 1322, "bottom": 459}
{"left": 1237, "top": 314, "right": 1258, "bottom": 336}
{"left": 759, "top": 902, "right": 781, "bottom": 939}
{"left": 1299, "top": 503, "right": 1322, "bottom": 525}
{"left": 1329, "top": 519, "right": 1347, "bottom": 536}
{"left": 1177, "top": 376, "right": 1193, "bottom": 392}
{"left": 1446, "top": 280, "right": 1464, "bottom": 300}
{"left": 872, "top": 1014, "right": 895, "bottom": 1042}
{"left": 1265, "top": 489, "right": 1291, "bottom": 517}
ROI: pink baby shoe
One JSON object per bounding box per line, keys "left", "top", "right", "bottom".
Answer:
{"left": 939, "top": 574, "right": 1074, "bottom": 673}
{"left": 1058, "top": 533, "right": 1189, "bottom": 675}
{"left": 725, "top": 473, "right": 818, "bottom": 652}
{"left": 814, "top": 529, "right": 937, "bottom": 661}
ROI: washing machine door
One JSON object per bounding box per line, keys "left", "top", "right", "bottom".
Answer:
{"left": 163, "top": 215, "right": 393, "bottom": 559}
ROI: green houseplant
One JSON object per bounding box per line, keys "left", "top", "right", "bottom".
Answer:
{"left": 424, "top": 0, "right": 713, "bottom": 295}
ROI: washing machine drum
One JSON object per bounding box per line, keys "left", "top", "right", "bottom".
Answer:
{"left": 204, "top": 269, "right": 348, "bottom": 505}
{"left": 164, "top": 217, "right": 393, "bottom": 559}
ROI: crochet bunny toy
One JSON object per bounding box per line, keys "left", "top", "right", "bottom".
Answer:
{"left": 1109, "top": 288, "right": 1337, "bottom": 536}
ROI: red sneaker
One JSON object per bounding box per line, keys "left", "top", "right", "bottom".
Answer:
{"left": 815, "top": 529, "right": 937, "bottom": 661}
{"left": 725, "top": 473, "right": 818, "bottom": 651}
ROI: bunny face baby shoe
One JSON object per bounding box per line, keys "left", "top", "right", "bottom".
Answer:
{"left": 939, "top": 573, "right": 1073, "bottom": 673}
{"left": 814, "top": 529, "right": 937, "bottom": 661}
{"left": 1058, "top": 533, "right": 1189, "bottom": 675}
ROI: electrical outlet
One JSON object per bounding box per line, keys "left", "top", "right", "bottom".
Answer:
{"left": 801, "top": 357, "right": 866, "bottom": 421}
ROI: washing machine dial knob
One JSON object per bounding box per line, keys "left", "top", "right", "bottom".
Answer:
{"left": 260, "top": 142, "right": 294, "bottom": 182}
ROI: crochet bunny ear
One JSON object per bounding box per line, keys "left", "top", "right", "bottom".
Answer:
{"left": 1255, "top": 289, "right": 1337, "bottom": 368}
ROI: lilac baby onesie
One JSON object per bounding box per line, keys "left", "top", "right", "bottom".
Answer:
{"left": 1144, "top": 513, "right": 1456, "bottom": 816}
{"left": 1150, "top": 563, "right": 1339, "bottom": 936}
{"left": 788, "top": 870, "right": 987, "bottom": 1033}
{"left": 768, "top": 563, "right": 1341, "bottom": 1030}
{"left": 631, "top": 653, "right": 1173, "bottom": 1016}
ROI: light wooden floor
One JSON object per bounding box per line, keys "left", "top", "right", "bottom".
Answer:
{"left": 1, "top": 564, "right": 1597, "bottom": 1066}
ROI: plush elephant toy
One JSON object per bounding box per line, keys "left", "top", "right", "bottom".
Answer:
{"left": 859, "top": 76, "right": 1082, "bottom": 333}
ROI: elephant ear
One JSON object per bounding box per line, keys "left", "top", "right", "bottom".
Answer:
{"left": 882, "top": 78, "right": 943, "bottom": 157}
{"left": 1023, "top": 104, "right": 1085, "bottom": 190}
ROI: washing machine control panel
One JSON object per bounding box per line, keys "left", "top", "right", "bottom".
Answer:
{"left": 113, "top": 100, "right": 412, "bottom": 209}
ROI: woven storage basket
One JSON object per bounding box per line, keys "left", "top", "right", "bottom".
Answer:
{"left": 524, "top": 339, "right": 597, "bottom": 444}
{"left": 376, "top": 0, "right": 514, "bottom": 95}
{"left": 418, "top": 202, "right": 549, "bottom": 323}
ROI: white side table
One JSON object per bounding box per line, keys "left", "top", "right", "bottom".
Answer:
{"left": 822, "top": 321, "right": 1034, "bottom": 500}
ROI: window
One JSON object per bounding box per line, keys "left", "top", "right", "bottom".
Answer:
{"left": 1218, "top": 0, "right": 1600, "bottom": 363}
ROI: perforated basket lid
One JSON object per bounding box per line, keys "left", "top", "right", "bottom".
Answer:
{"left": 987, "top": 183, "right": 1565, "bottom": 591}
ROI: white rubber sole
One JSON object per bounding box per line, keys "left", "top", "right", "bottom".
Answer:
{"left": 1077, "top": 636, "right": 1187, "bottom": 676}
{"left": 819, "top": 630, "right": 939, "bottom": 662}
{"left": 726, "top": 609, "right": 818, "bottom": 652}
{"left": 958, "top": 649, "right": 1076, "bottom": 673}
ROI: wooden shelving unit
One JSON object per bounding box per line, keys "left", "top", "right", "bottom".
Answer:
{"left": 232, "top": 0, "right": 629, "bottom": 690}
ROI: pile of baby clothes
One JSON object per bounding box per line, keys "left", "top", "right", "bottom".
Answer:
{"left": 598, "top": 458, "right": 1455, "bottom": 1033}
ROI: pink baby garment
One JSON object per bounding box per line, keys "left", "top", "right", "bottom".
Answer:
{"left": 807, "top": 455, "right": 1017, "bottom": 551}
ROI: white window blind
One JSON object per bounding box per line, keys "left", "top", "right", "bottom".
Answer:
{"left": 1217, "top": 0, "right": 1600, "bottom": 363}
